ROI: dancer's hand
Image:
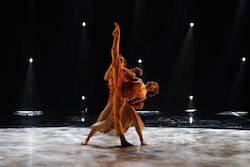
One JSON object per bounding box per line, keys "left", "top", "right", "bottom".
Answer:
{"left": 134, "top": 102, "right": 144, "bottom": 109}
{"left": 131, "top": 67, "right": 143, "bottom": 76}
{"left": 138, "top": 69, "right": 143, "bottom": 76}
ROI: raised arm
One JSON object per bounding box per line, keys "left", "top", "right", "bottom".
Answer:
{"left": 123, "top": 67, "right": 136, "bottom": 78}
{"left": 122, "top": 67, "right": 143, "bottom": 82}
{"left": 130, "top": 67, "right": 143, "bottom": 76}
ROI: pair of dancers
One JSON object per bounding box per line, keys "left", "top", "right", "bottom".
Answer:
{"left": 82, "top": 23, "right": 159, "bottom": 146}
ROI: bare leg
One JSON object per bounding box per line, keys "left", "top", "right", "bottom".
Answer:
{"left": 113, "top": 92, "right": 133, "bottom": 147}
{"left": 111, "top": 23, "right": 132, "bottom": 147}
{"left": 81, "top": 128, "right": 98, "bottom": 145}
{"left": 126, "top": 102, "right": 146, "bottom": 145}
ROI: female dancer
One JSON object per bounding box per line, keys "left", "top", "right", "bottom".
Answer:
{"left": 81, "top": 23, "right": 159, "bottom": 146}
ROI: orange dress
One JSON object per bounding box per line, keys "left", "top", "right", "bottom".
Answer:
{"left": 108, "top": 66, "right": 125, "bottom": 104}
{"left": 91, "top": 66, "right": 145, "bottom": 136}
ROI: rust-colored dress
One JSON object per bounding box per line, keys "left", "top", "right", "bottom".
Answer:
{"left": 90, "top": 67, "right": 145, "bottom": 136}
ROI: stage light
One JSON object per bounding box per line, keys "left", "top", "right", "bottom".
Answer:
{"left": 137, "top": 111, "right": 160, "bottom": 115}
{"left": 242, "top": 56, "right": 246, "bottom": 62}
{"left": 29, "top": 58, "right": 33, "bottom": 63}
{"left": 186, "top": 109, "right": 196, "bottom": 113}
{"left": 189, "top": 95, "right": 194, "bottom": 100}
{"left": 190, "top": 22, "right": 194, "bottom": 28}
{"left": 138, "top": 58, "right": 142, "bottom": 64}
{"left": 187, "top": 95, "right": 195, "bottom": 110}
{"left": 189, "top": 117, "right": 193, "bottom": 124}
{"left": 15, "top": 111, "right": 43, "bottom": 116}
{"left": 82, "top": 21, "right": 86, "bottom": 27}
{"left": 81, "top": 95, "right": 86, "bottom": 100}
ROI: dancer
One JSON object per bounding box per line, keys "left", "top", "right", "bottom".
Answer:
{"left": 81, "top": 23, "right": 159, "bottom": 146}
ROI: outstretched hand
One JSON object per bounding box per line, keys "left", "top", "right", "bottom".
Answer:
{"left": 134, "top": 102, "right": 144, "bottom": 109}
{"left": 131, "top": 67, "right": 143, "bottom": 76}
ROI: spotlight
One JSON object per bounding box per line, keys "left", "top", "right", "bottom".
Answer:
{"left": 29, "top": 58, "right": 33, "bottom": 63}
{"left": 81, "top": 95, "right": 86, "bottom": 100}
{"left": 189, "top": 22, "right": 194, "bottom": 28}
{"left": 242, "top": 56, "right": 246, "bottom": 62}
{"left": 189, "top": 95, "right": 194, "bottom": 100}
{"left": 82, "top": 21, "right": 86, "bottom": 27}
{"left": 138, "top": 58, "right": 142, "bottom": 64}
{"left": 186, "top": 109, "right": 196, "bottom": 112}
{"left": 189, "top": 117, "right": 193, "bottom": 124}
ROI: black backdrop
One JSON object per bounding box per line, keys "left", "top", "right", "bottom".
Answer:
{"left": 2, "top": 0, "right": 249, "bottom": 115}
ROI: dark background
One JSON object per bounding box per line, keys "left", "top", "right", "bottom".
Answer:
{"left": 2, "top": 0, "right": 249, "bottom": 116}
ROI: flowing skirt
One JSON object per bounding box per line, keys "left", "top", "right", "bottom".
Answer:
{"left": 90, "top": 101, "right": 145, "bottom": 136}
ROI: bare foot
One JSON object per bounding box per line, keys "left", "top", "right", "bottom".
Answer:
{"left": 141, "top": 140, "right": 147, "bottom": 146}
{"left": 112, "top": 23, "right": 120, "bottom": 37}
{"left": 81, "top": 140, "right": 88, "bottom": 145}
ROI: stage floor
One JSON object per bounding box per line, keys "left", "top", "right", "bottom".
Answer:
{"left": 1, "top": 110, "right": 250, "bottom": 129}
{"left": 1, "top": 127, "right": 250, "bottom": 167}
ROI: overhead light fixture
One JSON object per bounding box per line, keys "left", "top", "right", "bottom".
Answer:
{"left": 29, "top": 58, "right": 33, "bottom": 63}
{"left": 138, "top": 58, "right": 142, "bottom": 64}
{"left": 242, "top": 56, "right": 246, "bottom": 62}
{"left": 190, "top": 22, "right": 194, "bottom": 28}
{"left": 189, "top": 95, "right": 194, "bottom": 100}
{"left": 82, "top": 95, "right": 86, "bottom": 100}
{"left": 82, "top": 21, "right": 86, "bottom": 27}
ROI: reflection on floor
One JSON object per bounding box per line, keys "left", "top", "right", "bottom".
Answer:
{"left": 1, "top": 110, "right": 250, "bottom": 129}
{"left": 1, "top": 127, "right": 250, "bottom": 167}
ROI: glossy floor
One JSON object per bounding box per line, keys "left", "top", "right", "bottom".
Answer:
{"left": 1, "top": 127, "right": 250, "bottom": 167}
{"left": 1, "top": 110, "right": 250, "bottom": 129}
